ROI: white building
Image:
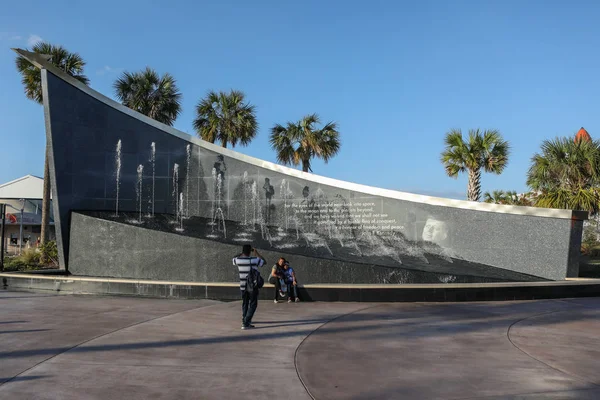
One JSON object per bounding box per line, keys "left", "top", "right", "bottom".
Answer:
{"left": 0, "top": 175, "right": 55, "bottom": 254}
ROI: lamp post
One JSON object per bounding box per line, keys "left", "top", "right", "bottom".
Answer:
{"left": 0, "top": 204, "right": 5, "bottom": 271}
{"left": 19, "top": 199, "right": 25, "bottom": 255}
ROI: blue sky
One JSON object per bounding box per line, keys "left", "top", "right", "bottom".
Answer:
{"left": 1, "top": 0, "right": 599, "bottom": 199}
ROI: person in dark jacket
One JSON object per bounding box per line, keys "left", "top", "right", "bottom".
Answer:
{"left": 269, "top": 257, "right": 286, "bottom": 303}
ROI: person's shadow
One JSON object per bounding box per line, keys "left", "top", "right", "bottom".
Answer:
{"left": 263, "top": 178, "right": 274, "bottom": 223}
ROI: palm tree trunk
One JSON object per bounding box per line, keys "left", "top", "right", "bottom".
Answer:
{"left": 40, "top": 149, "right": 51, "bottom": 262}
{"left": 467, "top": 168, "right": 482, "bottom": 201}
{"left": 302, "top": 159, "right": 309, "bottom": 173}
{"left": 221, "top": 140, "right": 227, "bottom": 148}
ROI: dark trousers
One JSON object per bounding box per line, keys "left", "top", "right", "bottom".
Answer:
{"left": 268, "top": 276, "right": 281, "bottom": 300}
{"left": 286, "top": 282, "right": 299, "bottom": 300}
{"left": 241, "top": 289, "right": 259, "bottom": 326}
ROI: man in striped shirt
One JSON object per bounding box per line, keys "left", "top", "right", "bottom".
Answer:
{"left": 233, "top": 244, "right": 266, "bottom": 330}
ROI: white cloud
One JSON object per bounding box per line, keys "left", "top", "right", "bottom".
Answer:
{"left": 0, "top": 32, "right": 22, "bottom": 41}
{"left": 27, "top": 34, "right": 43, "bottom": 47}
{"left": 97, "top": 65, "right": 123, "bottom": 76}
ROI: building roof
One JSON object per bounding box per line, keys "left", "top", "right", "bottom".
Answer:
{"left": 575, "top": 127, "right": 591, "bottom": 143}
{"left": 0, "top": 175, "right": 47, "bottom": 199}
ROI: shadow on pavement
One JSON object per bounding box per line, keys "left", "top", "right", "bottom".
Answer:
{"left": 1, "top": 375, "right": 49, "bottom": 384}
{"left": 0, "top": 329, "right": 51, "bottom": 335}
{"left": 1, "top": 300, "right": 598, "bottom": 360}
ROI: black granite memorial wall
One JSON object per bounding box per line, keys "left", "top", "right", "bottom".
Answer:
{"left": 22, "top": 49, "right": 585, "bottom": 283}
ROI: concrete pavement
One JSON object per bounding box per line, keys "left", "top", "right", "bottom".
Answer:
{"left": 296, "top": 298, "right": 600, "bottom": 399}
{"left": 1, "top": 290, "right": 599, "bottom": 399}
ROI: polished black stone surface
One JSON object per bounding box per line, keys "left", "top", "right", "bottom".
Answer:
{"left": 41, "top": 69, "right": 583, "bottom": 282}
{"left": 69, "top": 212, "right": 540, "bottom": 284}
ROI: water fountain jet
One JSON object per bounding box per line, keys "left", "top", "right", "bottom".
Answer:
{"left": 136, "top": 164, "right": 143, "bottom": 222}
{"left": 114, "top": 140, "right": 122, "bottom": 216}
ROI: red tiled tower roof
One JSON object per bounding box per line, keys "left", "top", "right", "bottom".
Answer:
{"left": 575, "top": 127, "right": 591, "bottom": 143}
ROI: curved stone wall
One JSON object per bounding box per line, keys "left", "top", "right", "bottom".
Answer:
{"left": 19, "top": 49, "right": 585, "bottom": 282}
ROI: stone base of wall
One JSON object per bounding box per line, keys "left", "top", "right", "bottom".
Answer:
{"left": 2, "top": 273, "right": 600, "bottom": 302}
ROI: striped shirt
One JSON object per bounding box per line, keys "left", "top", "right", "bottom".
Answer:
{"left": 233, "top": 256, "right": 265, "bottom": 292}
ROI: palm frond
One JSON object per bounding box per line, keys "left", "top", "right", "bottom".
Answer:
{"left": 527, "top": 137, "right": 600, "bottom": 193}
{"left": 16, "top": 41, "right": 89, "bottom": 104}
{"left": 481, "top": 129, "right": 510, "bottom": 174}
{"left": 443, "top": 129, "right": 466, "bottom": 149}
{"left": 193, "top": 90, "right": 257, "bottom": 148}
{"left": 269, "top": 114, "right": 340, "bottom": 172}
{"left": 483, "top": 190, "right": 506, "bottom": 204}
{"left": 441, "top": 128, "right": 509, "bottom": 197}
{"left": 443, "top": 162, "right": 465, "bottom": 178}
{"left": 115, "top": 68, "right": 181, "bottom": 126}
{"left": 269, "top": 123, "right": 299, "bottom": 166}
{"left": 441, "top": 129, "right": 472, "bottom": 175}
{"left": 535, "top": 188, "right": 599, "bottom": 213}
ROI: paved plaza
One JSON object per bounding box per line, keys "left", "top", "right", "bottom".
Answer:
{"left": 1, "top": 290, "right": 599, "bottom": 399}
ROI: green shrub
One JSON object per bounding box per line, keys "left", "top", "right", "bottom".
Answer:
{"left": 1, "top": 241, "right": 59, "bottom": 272}
{"left": 583, "top": 224, "right": 597, "bottom": 244}
{"left": 3, "top": 252, "right": 39, "bottom": 272}
{"left": 581, "top": 242, "right": 600, "bottom": 257}
{"left": 581, "top": 224, "right": 600, "bottom": 255}
{"left": 40, "top": 241, "right": 58, "bottom": 266}
{"left": 3, "top": 242, "right": 61, "bottom": 271}
{"left": 4, "top": 256, "right": 25, "bottom": 271}
{"left": 21, "top": 248, "right": 41, "bottom": 264}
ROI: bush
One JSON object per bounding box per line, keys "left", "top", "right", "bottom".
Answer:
{"left": 40, "top": 241, "right": 58, "bottom": 267}
{"left": 3, "top": 256, "right": 25, "bottom": 271}
{"left": 2, "top": 241, "right": 59, "bottom": 271}
{"left": 3, "top": 249, "right": 40, "bottom": 272}
{"left": 581, "top": 224, "right": 600, "bottom": 255}
{"left": 21, "top": 248, "right": 41, "bottom": 264}
{"left": 581, "top": 243, "right": 600, "bottom": 257}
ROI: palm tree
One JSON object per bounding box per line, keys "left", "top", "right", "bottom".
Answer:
{"left": 193, "top": 90, "right": 257, "bottom": 148}
{"left": 504, "top": 191, "right": 530, "bottom": 206}
{"left": 114, "top": 67, "right": 182, "bottom": 126}
{"left": 270, "top": 114, "right": 341, "bottom": 173}
{"left": 527, "top": 137, "right": 600, "bottom": 212}
{"left": 441, "top": 129, "right": 510, "bottom": 201}
{"left": 16, "top": 42, "right": 89, "bottom": 103}
{"left": 483, "top": 190, "right": 508, "bottom": 204}
{"left": 15, "top": 42, "right": 89, "bottom": 248}
{"left": 483, "top": 190, "right": 532, "bottom": 206}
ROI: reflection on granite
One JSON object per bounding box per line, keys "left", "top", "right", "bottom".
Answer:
{"left": 39, "top": 67, "right": 583, "bottom": 282}
{"left": 80, "top": 211, "right": 542, "bottom": 283}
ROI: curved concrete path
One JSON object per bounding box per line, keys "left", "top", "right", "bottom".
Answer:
{"left": 296, "top": 298, "right": 600, "bottom": 399}
{"left": 0, "top": 290, "right": 362, "bottom": 399}
{"left": 1, "top": 291, "right": 599, "bottom": 399}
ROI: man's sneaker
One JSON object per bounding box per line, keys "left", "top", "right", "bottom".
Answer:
{"left": 295, "top": 298, "right": 300, "bottom": 303}
{"left": 273, "top": 299, "right": 278, "bottom": 303}
{"left": 287, "top": 298, "right": 292, "bottom": 303}
{"left": 241, "top": 324, "right": 255, "bottom": 330}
